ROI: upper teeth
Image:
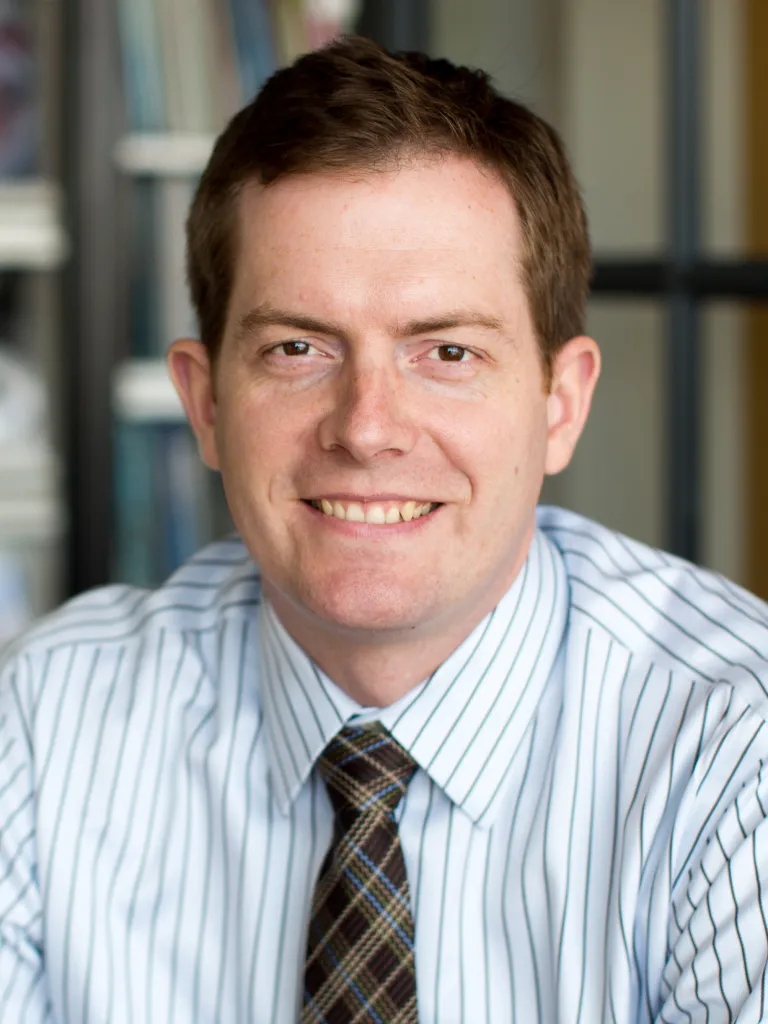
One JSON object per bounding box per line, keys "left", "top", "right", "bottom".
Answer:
{"left": 312, "top": 499, "right": 437, "bottom": 524}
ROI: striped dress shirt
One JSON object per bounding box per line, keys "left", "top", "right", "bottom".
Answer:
{"left": 2, "top": 505, "right": 768, "bottom": 1023}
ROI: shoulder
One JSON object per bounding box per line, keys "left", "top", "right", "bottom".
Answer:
{"left": 537, "top": 505, "right": 768, "bottom": 713}
{"left": 0, "top": 535, "right": 262, "bottom": 713}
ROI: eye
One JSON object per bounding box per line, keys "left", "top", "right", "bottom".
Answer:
{"left": 276, "top": 340, "right": 314, "bottom": 356}
{"left": 260, "top": 337, "right": 334, "bottom": 374}
{"left": 428, "top": 344, "right": 471, "bottom": 362}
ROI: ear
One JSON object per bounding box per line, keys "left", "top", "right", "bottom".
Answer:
{"left": 167, "top": 338, "right": 220, "bottom": 470}
{"left": 544, "top": 335, "right": 601, "bottom": 475}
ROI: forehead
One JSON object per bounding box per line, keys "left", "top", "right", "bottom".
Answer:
{"left": 228, "top": 156, "right": 527, "bottom": 324}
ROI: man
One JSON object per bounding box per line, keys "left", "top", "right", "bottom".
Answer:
{"left": 2, "top": 35, "right": 768, "bottom": 1024}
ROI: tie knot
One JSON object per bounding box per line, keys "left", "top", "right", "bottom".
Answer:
{"left": 317, "top": 723, "right": 418, "bottom": 820}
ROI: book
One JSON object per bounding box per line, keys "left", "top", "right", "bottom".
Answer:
{"left": 228, "top": 0, "right": 277, "bottom": 105}
{"left": 0, "top": 550, "right": 31, "bottom": 646}
{"left": 208, "top": 0, "right": 241, "bottom": 119}
{"left": 0, "top": 9, "right": 37, "bottom": 177}
{"left": 156, "top": 176, "right": 197, "bottom": 347}
{"left": 114, "top": 421, "right": 158, "bottom": 588}
{"left": 157, "top": 0, "right": 224, "bottom": 132}
{"left": 115, "top": 0, "right": 166, "bottom": 131}
{"left": 127, "top": 180, "right": 162, "bottom": 357}
{"left": 114, "top": 419, "right": 232, "bottom": 588}
{"left": 268, "top": 0, "right": 309, "bottom": 65}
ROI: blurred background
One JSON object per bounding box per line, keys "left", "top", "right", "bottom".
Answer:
{"left": 0, "top": 0, "right": 766, "bottom": 643}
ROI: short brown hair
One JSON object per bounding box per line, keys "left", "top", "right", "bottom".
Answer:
{"left": 187, "top": 35, "right": 591, "bottom": 379}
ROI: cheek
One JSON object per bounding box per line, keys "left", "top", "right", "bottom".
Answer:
{"left": 215, "top": 393, "right": 319, "bottom": 505}
{"left": 219, "top": 380, "right": 286, "bottom": 451}
{"left": 441, "top": 398, "right": 548, "bottom": 495}
{"left": 214, "top": 405, "right": 275, "bottom": 496}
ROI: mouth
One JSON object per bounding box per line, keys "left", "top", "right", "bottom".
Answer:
{"left": 304, "top": 497, "right": 442, "bottom": 525}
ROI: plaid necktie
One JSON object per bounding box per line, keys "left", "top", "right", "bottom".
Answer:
{"left": 301, "top": 722, "right": 420, "bottom": 1024}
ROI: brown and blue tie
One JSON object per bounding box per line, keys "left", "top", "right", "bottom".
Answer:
{"left": 301, "top": 722, "right": 419, "bottom": 1024}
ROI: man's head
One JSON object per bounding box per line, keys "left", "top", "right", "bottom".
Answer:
{"left": 186, "top": 35, "right": 591, "bottom": 383}
{"left": 170, "top": 36, "right": 600, "bottom": 696}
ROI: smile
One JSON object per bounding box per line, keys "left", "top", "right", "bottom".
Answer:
{"left": 307, "top": 498, "right": 441, "bottom": 524}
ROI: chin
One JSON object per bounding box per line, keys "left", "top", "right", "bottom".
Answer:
{"left": 297, "top": 571, "right": 438, "bottom": 636}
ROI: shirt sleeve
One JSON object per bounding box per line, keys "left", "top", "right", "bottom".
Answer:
{"left": 0, "top": 654, "right": 52, "bottom": 1021}
{"left": 657, "top": 707, "right": 768, "bottom": 1023}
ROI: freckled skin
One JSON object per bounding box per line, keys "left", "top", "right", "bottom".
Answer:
{"left": 170, "top": 156, "right": 600, "bottom": 702}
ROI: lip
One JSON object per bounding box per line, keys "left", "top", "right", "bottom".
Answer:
{"left": 303, "top": 494, "right": 439, "bottom": 504}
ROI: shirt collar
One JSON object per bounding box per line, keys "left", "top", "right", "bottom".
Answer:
{"left": 259, "top": 526, "right": 569, "bottom": 828}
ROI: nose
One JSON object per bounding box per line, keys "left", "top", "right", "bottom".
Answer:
{"left": 317, "top": 359, "right": 418, "bottom": 463}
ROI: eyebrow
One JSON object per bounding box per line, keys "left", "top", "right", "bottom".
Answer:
{"left": 234, "top": 304, "right": 505, "bottom": 342}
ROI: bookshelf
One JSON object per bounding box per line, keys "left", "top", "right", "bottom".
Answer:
{"left": 0, "top": 1, "right": 68, "bottom": 642}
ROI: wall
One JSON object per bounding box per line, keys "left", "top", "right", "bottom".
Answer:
{"left": 434, "top": 0, "right": 746, "bottom": 582}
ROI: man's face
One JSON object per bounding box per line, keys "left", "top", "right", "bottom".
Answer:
{"left": 175, "top": 156, "right": 595, "bottom": 642}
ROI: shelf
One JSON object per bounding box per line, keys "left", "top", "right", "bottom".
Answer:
{"left": 0, "top": 180, "right": 67, "bottom": 269}
{"left": 113, "top": 358, "right": 186, "bottom": 423}
{"left": 0, "top": 439, "right": 59, "bottom": 497}
{"left": 114, "top": 133, "right": 216, "bottom": 177}
{"left": 0, "top": 438, "right": 64, "bottom": 541}
{"left": 0, "top": 497, "right": 64, "bottom": 542}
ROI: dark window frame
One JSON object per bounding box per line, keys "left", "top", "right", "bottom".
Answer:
{"left": 588, "top": 0, "right": 767, "bottom": 563}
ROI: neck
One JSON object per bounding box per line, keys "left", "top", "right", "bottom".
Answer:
{"left": 294, "top": 622, "right": 481, "bottom": 707}
{"left": 264, "top": 559, "right": 531, "bottom": 707}
{"left": 268, "top": 606, "right": 482, "bottom": 708}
